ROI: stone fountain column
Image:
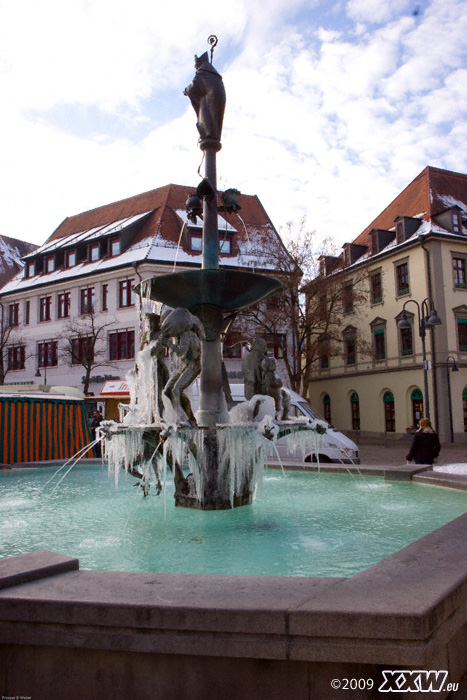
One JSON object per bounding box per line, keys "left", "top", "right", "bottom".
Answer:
{"left": 195, "top": 140, "right": 230, "bottom": 427}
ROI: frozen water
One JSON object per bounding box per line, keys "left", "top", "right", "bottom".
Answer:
{"left": 434, "top": 464, "right": 467, "bottom": 475}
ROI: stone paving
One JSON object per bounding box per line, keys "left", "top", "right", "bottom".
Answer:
{"left": 356, "top": 436, "right": 467, "bottom": 467}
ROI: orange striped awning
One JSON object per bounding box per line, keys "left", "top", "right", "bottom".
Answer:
{"left": 0, "top": 396, "right": 95, "bottom": 465}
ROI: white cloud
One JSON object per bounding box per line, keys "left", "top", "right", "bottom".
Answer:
{"left": 346, "top": 0, "right": 411, "bottom": 24}
{"left": 0, "top": 0, "right": 466, "bottom": 251}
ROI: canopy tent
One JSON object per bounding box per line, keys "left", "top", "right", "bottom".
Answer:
{"left": 0, "top": 395, "right": 94, "bottom": 464}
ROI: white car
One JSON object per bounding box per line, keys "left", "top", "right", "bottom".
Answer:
{"left": 192, "top": 383, "right": 360, "bottom": 465}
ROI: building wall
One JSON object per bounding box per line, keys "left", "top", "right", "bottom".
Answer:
{"left": 2, "top": 259, "right": 289, "bottom": 400}
{"left": 3, "top": 264, "right": 152, "bottom": 394}
{"left": 308, "top": 238, "right": 467, "bottom": 442}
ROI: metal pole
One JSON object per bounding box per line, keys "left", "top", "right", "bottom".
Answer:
{"left": 447, "top": 364, "right": 454, "bottom": 443}
{"left": 202, "top": 145, "right": 220, "bottom": 271}
{"left": 197, "top": 141, "right": 229, "bottom": 426}
{"left": 446, "top": 355, "right": 458, "bottom": 443}
{"left": 420, "top": 316, "right": 430, "bottom": 420}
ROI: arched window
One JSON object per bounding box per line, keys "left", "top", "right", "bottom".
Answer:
{"left": 350, "top": 392, "right": 360, "bottom": 430}
{"left": 383, "top": 391, "right": 395, "bottom": 432}
{"left": 410, "top": 388, "right": 423, "bottom": 428}
{"left": 323, "top": 394, "right": 331, "bottom": 424}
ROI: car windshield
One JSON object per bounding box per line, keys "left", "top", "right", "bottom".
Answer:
{"left": 298, "top": 401, "right": 326, "bottom": 422}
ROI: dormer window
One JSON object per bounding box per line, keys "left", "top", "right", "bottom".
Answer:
{"left": 186, "top": 228, "right": 234, "bottom": 254}
{"left": 452, "top": 210, "right": 462, "bottom": 235}
{"left": 89, "top": 242, "right": 100, "bottom": 262}
{"left": 344, "top": 246, "right": 351, "bottom": 267}
{"left": 394, "top": 216, "right": 422, "bottom": 244}
{"left": 370, "top": 229, "right": 394, "bottom": 255}
{"left": 343, "top": 243, "right": 367, "bottom": 267}
{"left": 45, "top": 255, "right": 55, "bottom": 273}
{"left": 318, "top": 255, "right": 341, "bottom": 277}
{"left": 109, "top": 237, "right": 120, "bottom": 257}
{"left": 395, "top": 220, "right": 404, "bottom": 245}
{"left": 25, "top": 260, "right": 35, "bottom": 278}
{"left": 66, "top": 249, "right": 77, "bottom": 268}
{"left": 219, "top": 238, "right": 232, "bottom": 255}
{"left": 188, "top": 232, "right": 203, "bottom": 252}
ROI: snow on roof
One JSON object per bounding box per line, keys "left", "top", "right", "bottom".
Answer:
{"left": 24, "top": 211, "right": 153, "bottom": 258}
{"left": 0, "top": 184, "right": 289, "bottom": 295}
{"left": 436, "top": 194, "right": 467, "bottom": 213}
{"left": 0, "top": 231, "right": 279, "bottom": 295}
{"left": 174, "top": 209, "right": 237, "bottom": 232}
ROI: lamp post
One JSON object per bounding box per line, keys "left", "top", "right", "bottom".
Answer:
{"left": 446, "top": 355, "right": 459, "bottom": 443}
{"left": 398, "top": 297, "right": 442, "bottom": 420}
{"left": 35, "top": 349, "right": 47, "bottom": 385}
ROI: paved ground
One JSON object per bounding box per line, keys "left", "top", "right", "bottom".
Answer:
{"left": 6, "top": 438, "right": 467, "bottom": 471}
{"left": 356, "top": 436, "right": 467, "bottom": 467}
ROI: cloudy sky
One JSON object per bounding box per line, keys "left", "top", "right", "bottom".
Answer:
{"left": 1, "top": 0, "right": 466, "bottom": 250}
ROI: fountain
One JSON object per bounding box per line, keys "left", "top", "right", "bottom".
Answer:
{"left": 2, "top": 39, "right": 467, "bottom": 698}
{"left": 101, "top": 37, "right": 319, "bottom": 511}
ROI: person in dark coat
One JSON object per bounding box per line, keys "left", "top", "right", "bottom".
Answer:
{"left": 91, "top": 409, "right": 104, "bottom": 457}
{"left": 406, "top": 417, "right": 441, "bottom": 465}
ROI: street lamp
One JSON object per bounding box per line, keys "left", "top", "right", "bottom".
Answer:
{"left": 398, "top": 297, "right": 442, "bottom": 420}
{"left": 35, "top": 359, "right": 47, "bottom": 385}
{"left": 446, "top": 355, "right": 459, "bottom": 443}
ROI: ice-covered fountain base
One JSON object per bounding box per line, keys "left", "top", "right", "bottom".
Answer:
{"left": 102, "top": 422, "right": 268, "bottom": 510}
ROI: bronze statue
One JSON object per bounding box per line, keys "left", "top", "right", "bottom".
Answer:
{"left": 261, "top": 357, "right": 283, "bottom": 416}
{"left": 242, "top": 337, "right": 268, "bottom": 399}
{"left": 184, "top": 52, "right": 226, "bottom": 144}
{"left": 159, "top": 307, "right": 205, "bottom": 425}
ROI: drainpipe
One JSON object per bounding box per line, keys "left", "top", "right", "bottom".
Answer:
{"left": 419, "top": 235, "right": 439, "bottom": 430}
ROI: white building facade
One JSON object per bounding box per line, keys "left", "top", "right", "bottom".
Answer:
{"left": 0, "top": 184, "right": 292, "bottom": 402}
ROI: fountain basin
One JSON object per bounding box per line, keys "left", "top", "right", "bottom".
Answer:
{"left": 1, "top": 511, "right": 467, "bottom": 699}
{"left": 135, "top": 269, "right": 284, "bottom": 314}
{"left": 2, "top": 464, "right": 467, "bottom": 577}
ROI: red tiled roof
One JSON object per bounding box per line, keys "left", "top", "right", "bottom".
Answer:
{"left": 352, "top": 166, "right": 467, "bottom": 249}
{"left": 45, "top": 183, "right": 283, "bottom": 261}
{"left": 48, "top": 183, "right": 275, "bottom": 235}
{"left": 302, "top": 166, "right": 467, "bottom": 289}
{"left": 47, "top": 184, "right": 175, "bottom": 241}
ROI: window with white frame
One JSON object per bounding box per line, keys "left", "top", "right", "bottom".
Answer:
{"left": 39, "top": 296, "right": 52, "bottom": 322}
{"left": 118, "top": 279, "right": 135, "bottom": 308}
{"left": 80, "top": 287, "right": 94, "bottom": 314}
{"left": 45, "top": 255, "right": 55, "bottom": 273}
{"left": 57, "top": 292, "right": 70, "bottom": 319}
{"left": 66, "top": 249, "right": 77, "bottom": 268}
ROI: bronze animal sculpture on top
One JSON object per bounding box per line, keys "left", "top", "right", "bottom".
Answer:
{"left": 184, "top": 51, "right": 226, "bottom": 144}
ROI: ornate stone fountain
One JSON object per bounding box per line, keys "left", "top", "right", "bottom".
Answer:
{"left": 102, "top": 38, "right": 318, "bottom": 510}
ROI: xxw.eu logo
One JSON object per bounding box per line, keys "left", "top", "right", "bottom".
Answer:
{"left": 379, "top": 670, "right": 453, "bottom": 693}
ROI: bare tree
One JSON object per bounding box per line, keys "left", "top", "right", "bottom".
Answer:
{"left": 229, "top": 217, "right": 371, "bottom": 396}
{"left": 59, "top": 311, "right": 117, "bottom": 394}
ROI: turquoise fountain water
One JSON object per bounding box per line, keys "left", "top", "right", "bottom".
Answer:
{"left": 2, "top": 464, "right": 466, "bottom": 577}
